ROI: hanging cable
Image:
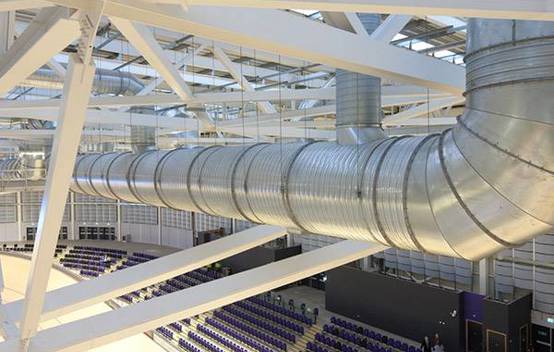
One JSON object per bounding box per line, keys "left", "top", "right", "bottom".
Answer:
{"left": 254, "top": 49, "right": 260, "bottom": 143}
{"left": 212, "top": 41, "right": 218, "bottom": 146}
{"left": 355, "top": 71, "right": 361, "bottom": 195}
{"left": 303, "top": 61, "right": 308, "bottom": 141}
{"left": 278, "top": 55, "right": 283, "bottom": 178}
{"left": 240, "top": 46, "right": 246, "bottom": 146}
{"left": 191, "top": 36, "right": 199, "bottom": 146}
{"left": 426, "top": 88, "right": 431, "bottom": 134}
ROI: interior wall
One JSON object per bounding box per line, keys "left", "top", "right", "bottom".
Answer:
{"left": 484, "top": 295, "right": 533, "bottom": 352}
{"left": 222, "top": 245, "right": 302, "bottom": 273}
{"left": 160, "top": 227, "right": 194, "bottom": 249}
{"left": 326, "top": 266, "right": 465, "bottom": 352}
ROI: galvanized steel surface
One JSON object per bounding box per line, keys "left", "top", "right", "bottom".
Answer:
{"left": 70, "top": 19, "right": 554, "bottom": 260}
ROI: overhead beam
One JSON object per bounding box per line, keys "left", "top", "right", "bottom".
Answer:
{"left": 218, "top": 92, "right": 454, "bottom": 129}
{"left": 45, "top": 59, "right": 67, "bottom": 78}
{"left": 0, "top": 109, "right": 201, "bottom": 130}
{"left": 219, "top": 105, "right": 335, "bottom": 128}
{"left": 0, "top": 7, "right": 79, "bottom": 96}
{"left": 18, "top": 54, "right": 97, "bottom": 343}
{"left": 0, "top": 129, "right": 129, "bottom": 140}
{"left": 382, "top": 95, "right": 465, "bottom": 126}
{"left": 181, "top": 0, "right": 554, "bottom": 21}
{"left": 0, "top": 85, "right": 449, "bottom": 110}
{"left": 4, "top": 225, "right": 286, "bottom": 323}
{"left": 91, "top": 35, "right": 330, "bottom": 86}
{"left": 299, "top": 76, "right": 336, "bottom": 109}
{"left": 87, "top": 38, "right": 326, "bottom": 87}
{"left": 0, "top": 0, "right": 50, "bottom": 11}
{"left": 49, "top": 1, "right": 465, "bottom": 93}
{"left": 137, "top": 44, "right": 208, "bottom": 97}
{"left": 370, "top": 15, "right": 412, "bottom": 42}
{"left": 221, "top": 126, "right": 336, "bottom": 139}
{"left": 0, "top": 11, "right": 15, "bottom": 54}
{"left": 110, "top": 17, "right": 193, "bottom": 100}
{"left": 0, "top": 88, "right": 336, "bottom": 109}
{"left": 0, "top": 240, "right": 386, "bottom": 352}
{"left": 212, "top": 45, "right": 277, "bottom": 114}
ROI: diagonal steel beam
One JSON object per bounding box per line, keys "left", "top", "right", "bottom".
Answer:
{"left": 382, "top": 95, "right": 465, "bottom": 126}
{"left": 18, "top": 54, "right": 97, "bottom": 344}
{"left": 110, "top": 16, "right": 193, "bottom": 100}
{"left": 46, "top": 1, "right": 465, "bottom": 93}
{"left": 370, "top": 15, "right": 412, "bottom": 42}
{"left": 136, "top": 44, "right": 208, "bottom": 97}
{"left": 0, "top": 7, "right": 79, "bottom": 96}
{"left": 212, "top": 45, "right": 277, "bottom": 114}
{"left": 0, "top": 240, "right": 386, "bottom": 352}
{"left": 3, "top": 225, "right": 286, "bottom": 324}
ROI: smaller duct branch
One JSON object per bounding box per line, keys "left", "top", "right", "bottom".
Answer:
{"left": 334, "top": 13, "right": 386, "bottom": 144}
{"left": 23, "top": 67, "right": 144, "bottom": 96}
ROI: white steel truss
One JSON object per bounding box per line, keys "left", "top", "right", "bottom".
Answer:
{"left": 45, "top": 1, "right": 466, "bottom": 93}
{"left": 0, "top": 239, "right": 386, "bottom": 352}
{"left": 4, "top": 225, "right": 286, "bottom": 323}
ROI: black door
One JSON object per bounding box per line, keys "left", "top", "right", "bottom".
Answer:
{"left": 487, "top": 330, "right": 506, "bottom": 352}
{"left": 467, "top": 320, "right": 483, "bottom": 352}
{"left": 520, "top": 325, "right": 529, "bottom": 352}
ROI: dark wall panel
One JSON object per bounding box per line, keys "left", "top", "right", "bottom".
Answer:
{"left": 463, "top": 292, "right": 485, "bottom": 322}
{"left": 484, "top": 294, "right": 532, "bottom": 352}
{"left": 222, "top": 245, "right": 301, "bottom": 273}
{"left": 326, "top": 267, "right": 464, "bottom": 352}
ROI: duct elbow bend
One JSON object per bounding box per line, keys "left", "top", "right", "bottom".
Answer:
{"left": 69, "top": 19, "right": 554, "bottom": 261}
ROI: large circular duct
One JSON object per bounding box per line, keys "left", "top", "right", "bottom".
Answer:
{"left": 71, "top": 19, "right": 554, "bottom": 261}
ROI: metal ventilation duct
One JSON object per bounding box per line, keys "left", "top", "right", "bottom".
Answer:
{"left": 129, "top": 107, "right": 157, "bottom": 153}
{"left": 335, "top": 13, "right": 385, "bottom": 144}
{"left": 0, "top": 156, "right": 44, "bottom": 181}
{"left": 24, "top": 67, "right": 144, "bottom": 95}
{"left": 71, "top": 19, "right": 554, "bottom": 260}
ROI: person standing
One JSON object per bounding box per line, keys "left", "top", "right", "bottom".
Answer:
{"left": 421, "top": 336, "right": 432, "bottom": 352}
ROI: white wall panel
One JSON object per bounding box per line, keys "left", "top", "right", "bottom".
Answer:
{"left": 161, "top": 227, "right": 193, "bottom": 249}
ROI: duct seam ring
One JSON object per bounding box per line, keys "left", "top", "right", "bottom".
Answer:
{"left": 154, "top": 148, "right": 183, "bottom": 210}
{"left": 402, "top": 134, "right": 438, "bottom": 253}
{"left": 358, "top": 138, "right": 395, "bottom": 244}
{"left": 230, "top": 143, "right": 268, "bottom": 224}
{"left": 372, "top": 136, "right": 410, "bottom": 248}
{"left": 242, "top": 144, "right": 273, "bottom": 225}
{"left": 281, "top": 142, "right": 320, "bottom": 233}
{"left": 457, "top": 117, "right": 553, "bottom": 174}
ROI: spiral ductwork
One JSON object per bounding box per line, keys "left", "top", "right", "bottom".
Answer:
{"left": 336, "top": 13, "right": 385, "bottom": 144}
{"left": 71, "top": 19, "right": 554, "bottom": 260}
{"left": 23, "top": 67, "right": 144, "bottom": 96}
{"left": 0, "top": 155, "right": 45, "bottom": 181}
